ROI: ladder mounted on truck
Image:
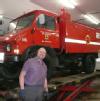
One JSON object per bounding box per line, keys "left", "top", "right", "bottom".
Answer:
{"left": 46, "top": 72, "right": 100, "bottom": 101}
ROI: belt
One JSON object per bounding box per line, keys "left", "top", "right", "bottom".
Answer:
{"left": 25, "top": 84, "right": 43, "bottom": 87}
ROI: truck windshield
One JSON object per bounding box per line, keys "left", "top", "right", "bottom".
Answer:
{"left": 8, "top": 13, "right": 35, "bottom": 32}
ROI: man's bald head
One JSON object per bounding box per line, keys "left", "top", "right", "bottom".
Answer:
{"left": 37, "top": 47, "right": 47, "bottom": 59}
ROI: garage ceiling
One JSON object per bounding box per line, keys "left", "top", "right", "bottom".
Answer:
{"left": 31, "top": 0, "right": 100, "bottom": 28}
{"left": 0, "top": 0, "right": 100, "bottom": 28}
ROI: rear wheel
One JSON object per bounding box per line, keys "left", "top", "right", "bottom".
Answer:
{"left": 82, "top": 55, "right": 96, "bottom": 73}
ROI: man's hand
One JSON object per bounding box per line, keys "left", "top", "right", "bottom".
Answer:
{"left": 44, "top": 91, "right": 48, "bottom": 96}
{"left": 43, "top": 91, "right": 49, "bottom": 100}
{"left": 19, "top": 89, "right": 25, "bottom": 99}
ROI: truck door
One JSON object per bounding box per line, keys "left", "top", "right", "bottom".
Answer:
{"left": 34, "top": 13, "right": 60, "bottom": 48}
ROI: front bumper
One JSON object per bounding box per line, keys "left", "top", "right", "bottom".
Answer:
{"left": 0, "top": 52, "right": 21, "bottom": 63}
{"left": 5, "top": 54, "right": 21, "bottom": 62}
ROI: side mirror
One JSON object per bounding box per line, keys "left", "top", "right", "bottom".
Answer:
{"left": 38, "top": 14, "right": 45, "bottom": 25}
{"left": 57, "top": 17, "right": 60, "bottom": 23}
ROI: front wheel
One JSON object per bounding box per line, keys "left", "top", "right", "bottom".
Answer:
{"left": 43, "top": 48, "right": 59, "bottom": 80}
{"left": 82, "top": 55, "right": 96, "bottom": 73}
{"left": 0, "top": 62, "right": 22, "bottom": 79}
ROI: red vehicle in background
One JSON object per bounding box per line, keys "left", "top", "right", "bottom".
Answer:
{"left": 0, "top": 9, "right": 100, "bottom": 79}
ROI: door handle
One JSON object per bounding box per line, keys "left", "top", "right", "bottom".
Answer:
{"left": 40, "top": 31, "right": 45, "bottom": 34}
{"left": 31, "top": 28, "right": 35, "bottom": 34}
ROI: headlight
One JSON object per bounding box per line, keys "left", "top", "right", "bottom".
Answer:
{"left": 6, "top": 44, "right": 11, "bottom": 52}
{"left": 14, "top": 49, "right": 20, "bottom": 54}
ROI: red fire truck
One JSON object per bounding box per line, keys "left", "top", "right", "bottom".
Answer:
{"left": 0, "top": 9, "right": 100, "bottom": 79}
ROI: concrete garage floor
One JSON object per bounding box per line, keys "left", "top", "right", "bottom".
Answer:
{"left": 76, "top": 77, "right": 100, "bottom": 101}
{"left": 0, "top": 78, "right": 99, "bottom": 101}
{"left": 75, "top": 59, "right": 100, "bottom": 101}
{"left": 82, "top": 60, "right": 100, "bottom": 101}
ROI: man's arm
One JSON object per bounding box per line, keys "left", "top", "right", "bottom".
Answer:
{"left": 19, "top": 71, "right": 26, "bottom": 90}
{"left": 19, "top": 59, "right": 30, "bottom": 90}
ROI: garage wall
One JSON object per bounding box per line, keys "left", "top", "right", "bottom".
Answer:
{"left": 96, "top": 53, "right": 100, "bottom": 70}
{"left": 0, "top": 18, "right": 11, "bottom": 34}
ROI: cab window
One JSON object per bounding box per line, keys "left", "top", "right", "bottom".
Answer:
{"left": 8, "top": 14, "right": 35, "bottom": 32}
{"left": 37, "top": 14, "right": 56, "bottom": 30}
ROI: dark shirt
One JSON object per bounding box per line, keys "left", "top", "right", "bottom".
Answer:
{"left": 22, "top": 56, "right": 47, "bottom": 86}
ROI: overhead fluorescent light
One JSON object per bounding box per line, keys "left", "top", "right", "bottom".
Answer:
{"left": 59, "top": 0, "right": 78, "bottom": 9}
{"left": 83, "top": 14, "right": 100, "bottom": 25}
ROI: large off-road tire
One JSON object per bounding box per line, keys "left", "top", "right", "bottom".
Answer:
{"left": 0, "top": 62, "right": 22, "bottom": 79}
{"left": 44, "top": 48, "right": 59, "bottom": 80}
{"left": 82, "top": 55, "right": 96, "bottom": 73}
{"left": 22, "top": 46, "right": 40, "bottom": 61}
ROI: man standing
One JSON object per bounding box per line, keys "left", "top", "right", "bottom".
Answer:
{"left": 19, "top": 47, "right": 48, "bottom": 101}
